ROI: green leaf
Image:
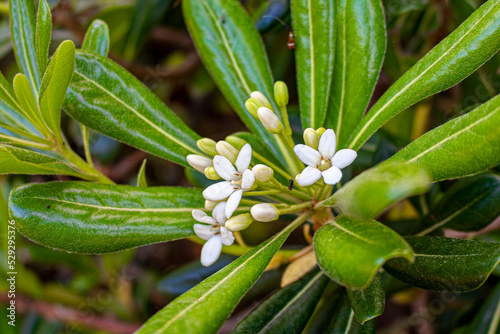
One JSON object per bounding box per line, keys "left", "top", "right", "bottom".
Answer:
{"left": 13, "top": 73, "right": 46, "bottom": 133}
{"left": 325, "top": 162, "right": 430, "bottom": 219}
{"left": 0, "top": 145, "right": 79, "bottom": 176}
{"left": 314, "top": 215, "right": 414, "bottom": 289}
{"left": 35, "top": 0, "right": 51, "bottom": 74}
{"left": 384, "top": 236, "right": 500, "bottom": 292}
{"left": 326, "top": 293, "right": 376, "bottom": 334}
{"left": 462, "top": 282, "right": 500, "bottom": 334}
{"left": 327, "top": 0, "right": 386, "bottom": 148}
{"left": 121, "top": 0, "right": 171, "bottom": 59}
{"left": 348, "top": 0, "right": 500, "bottom": 150}
{"left": 137, "top": 158, "right": 148, "bottom": 187}
{"left": 291, "top": 0, "right": 335, "bottom": 129}
{"left": 136, "top": 213, "right": 311, "bottom": 334}
{"left": 346, "top": 273, "right": 384, "bottom": 324}
{"left": 232, "top": 270, "right": 328, "bottom": 334}
{"left": 386, "top": 94, "right": 500, "bottom": 181}
{"left": 64, "top": 52, "right": 201, "bottom": 168}
{"left": 182, "top": 0, "right": 284, "bottom": 159}
{"left": 0, "top": 71, "right": 34, "bottom": 133}
{"left": 9, "top": 181, "right": 205, "bottom": 254}
{"left": 39, "top": 40, "right": 75, "bottom": 139}
{"left": 9, "top": 0, "right": 41, "bottom": 92}
{"left": 416, "top": 173, "right": 500, "bottom": 235}
{"left": 82, "top": 19, "right": 110, "bottom": 57}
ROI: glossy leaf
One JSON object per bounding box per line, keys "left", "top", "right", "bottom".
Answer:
{"left": 462, "top": 282, "right": 500, "bottom": 334}
{"left": 386, "top": 94, "right": 500, "bottom": 181}
{"left": 384, "top": 236, "right": 500, "bottom": 292}
{"left": 232, "top": 270, "right": 328, "bottom": 334}
{"left": 136, "top": 213, "right": 311, "bottom": 334}
{"left": 325, "top": 163, "right": 430, "bottom": 219}
{"left": 64, "top": 52, "right": 201, "bottom": 168}
{"left": 39, "top": 40, "right": 75, "bottom": 138}
{"left": 182, "top": 0, "right": 284, "bottom": 158}
{"left": 291, "top": 0, "right": 335, "bottom": 128}
{"left": 348, "top": 0, "right": 500, "bottom": 150}
{"left": 347, "top": 273, "right": 384, "bottom": 324}
{"left": 9, "top": 181, "right": 205, "bottom": 254}
{"left": 326, "top": 293, "right": 376, "bottom": 334}
{"left": 35, "top": 0, "right": 51, "bottom": 73}
{"left": 137, "top": 159, "right": 148, "bottom": 187}
{"left": 121, "top": 0, "right": 171, "bottom": 59}
{"left": 82, "top": 19, "right": 110, "bottom": 57}
{"left": 0, "top": 145, "right": 78, "bottom": 176}
{"left": 314, "top": 215, "right": 414, "bottom": 289}
{"left": 12, "top": 74, "right": 46, "bottom": 133}
{"left": 327, "top": 0, "right": 386, "bottom": 148}
{"left": 0, "top": 71, "right": 33, "bottom": 133}
{"left": 9, "top": 0, "right": 41, "bottom": 91}
{"left": 416, "top": 173, "right": 500, "bottom": 235}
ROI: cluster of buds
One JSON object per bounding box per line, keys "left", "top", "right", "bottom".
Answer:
{"left": 186, "top": 81, "right": 357, "bottom": 266}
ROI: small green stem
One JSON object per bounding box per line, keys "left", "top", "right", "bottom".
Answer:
{"left": 275, "top": 133, "right": 299, "bottom": 175}
{"left": 81, "top": 125, "right": 94, "bottom": 168}
{"left": 279, "top": 201, "right": 313, "bottom": 215}
{"left": 280, "top": 105, "right": 292, "bottom": 136}
{"left": 244, "top": 189, "right": 282, "bottom": 196}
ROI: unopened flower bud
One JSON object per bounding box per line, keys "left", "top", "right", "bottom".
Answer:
{"left": 226, "top": 213, "right": 253, "bottom": 232}
{"left": 303, "top": 128, "right": 319, "bottom": 149}
{"left": 251, "top": 91, "right": 272, "bottom": 110}
{"left": 205, "top": 200, "right": 218, "bottom": 210}
{"left": 257, "top": 107, "right": 283, "bottom": 134}
{"left": 187, "top": 155, "right": 213, "bottom": 173}
{"left": 225, "top": 135, "right": 247, "bottom": 150}
{"left": 274, "top": 81, "right": 289, "bottom": 107}
{"left": 197, "top": 138, "right": 217, "bottom": 156}
{"left": 204, "top": 166, "right": 220, "bottom": 180}
{"left": 245, "top": 98, "right": 262, "bottom": 118}
{"left": 251, "top": 203, "right": 279, "bottom": 222}
{"left": 216, "top": 141, "right": 239, "bottom": 163}
{"left": 253, "top": 164, "right": 274, "bottom": 182}
{"left": 316, "top": 127, "right": 326, "bottom": 137}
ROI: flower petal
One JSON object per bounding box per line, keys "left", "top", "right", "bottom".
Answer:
{"left": 293, "top": 144, "right": 321, "bottom": 167}
{"left": 298, "top": 166, "right": 322, "bottom": 186}
{"left": 332, "top": 149, "right": 357, "bottom": 169}
{"left": 192, "top": 209, "right": 216, "bottom": 224}
{"left": 225, "top": 189, "right": 243, "bottom": 218}
{"left": 187, "top": 155, "right": 212, "bottom": 173}
{"left": 220, "top": 227, "right": 235, "bottom": 246}
{"left": 212, "top": 201, "right": 227, "bottom": 224}
{"left": 213, "top": 156, "right": 239, "bottom": 181}
{"left": 193, "top": 224, "right": 214, "bottom": 240}
{"left": 241, "top": 169, "right": 255, "bottom": 190}
{"left": 318, "top": 129, "right": 336, "bottom": 160}
{"left": 201, "top": 235, "right": 223, "bottom": 266}
{"left": 322, "top": 166, "right": 342, "bottom": 185}
{"left": 236, "top": 143, "right": 252, "bottom": 174}
{"left": 202, "top": 181, "right": 235, "bottom": 201}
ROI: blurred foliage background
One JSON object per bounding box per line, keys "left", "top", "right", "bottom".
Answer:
{"left": 0, "top": 0, "right": 498, "bottom": 333}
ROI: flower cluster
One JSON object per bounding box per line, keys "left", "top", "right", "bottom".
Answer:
{"left": 187, "top": 82, "right": 357, "bottom": 266}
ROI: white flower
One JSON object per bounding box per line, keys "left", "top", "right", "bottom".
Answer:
{"left": 294, "top": 129, "right": 357, "bottom": 186}
{"left": 192, "top": 202, "right": 235, "bottom": 266}
{"left": 202, "top": 144, "right": 255, "bottom": 218}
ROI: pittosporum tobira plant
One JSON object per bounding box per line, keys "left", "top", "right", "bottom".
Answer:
{"left": 2, "top": 0, "right": 500, "bottom": 332}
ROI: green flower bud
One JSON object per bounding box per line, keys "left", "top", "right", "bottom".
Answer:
{"left": 216, "top": 141, "right": 239, "bottom": 163}
{"left": 225, "top": 213, "right": 254, "bottom": 232}
{"left": 245, "top": 98, "right": 262, "bottom": 118}
{"left": 303, "top": 128, "right": 319, "bottom": 149}
{"left": 197, "top": 138, "right": 217, "bottom": 156}
{"left": 253, "top": 164, "right": 274, "bottom": 182}
{"left": 316, "top": 127, "right": 326, "bottom": 137}
{"left": 204, "top": 166, "right": 220, "bottom": 180}
{"left": 225, "top": 135, "right": 247, "bottom": 150}
{"left": 274, "top": 81, "right": 289, "bottom": 107}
